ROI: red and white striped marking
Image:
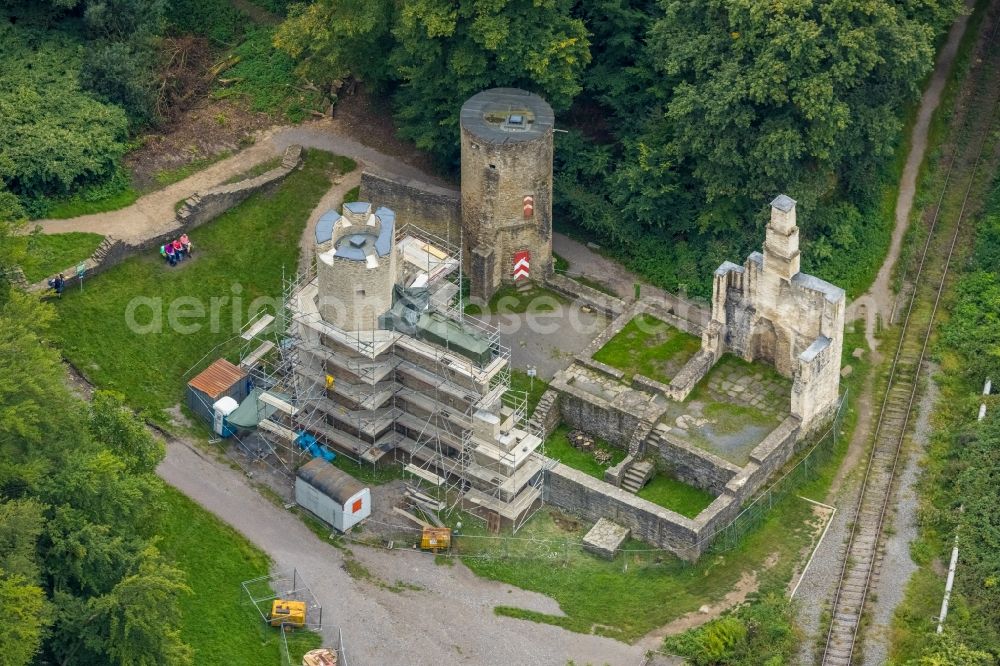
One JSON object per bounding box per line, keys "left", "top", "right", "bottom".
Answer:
{"left": 513, "top": 250, "right": 530, "bottom": 280}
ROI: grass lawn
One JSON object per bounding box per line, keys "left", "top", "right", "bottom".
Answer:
{"left": 506, "top": 369, "right": 549, "bottom": 416}
{"left": 223, "top": 155, "right": 283, "bottom": 184}
{"left": 464, "top": 283, "right": 568, "bottom": 315}
{"left": 592, "top": 313, "right": 700, "bottom": 383}
{"left": 452, "top": 501, "right": 821, "bottom": 642}
{"left": 20, "top": 232, "right": 105, "bottom": 283}
{"left": 542, "top": 424, "right": 626, "bottom": 478}
{"left": 159, "top": 486, "right": 320, "bottom": 664}
{"left": 636, "top": 472, "right": 715, "bottom": 518}
{"left": 448, "top": 319, "right": 874, "bottom": 643}
{"left": 343, "top": 186, "right": 360, "bottom": 204}
{"left": 51, "top": 149, "right": 350, "bottom": 427}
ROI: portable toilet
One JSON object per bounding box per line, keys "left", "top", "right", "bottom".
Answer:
{"left": 295, "top": 458, "right": 371, "bottom": 532}
{"left": 212, "top": 396, "right": 239, "bottom": 437}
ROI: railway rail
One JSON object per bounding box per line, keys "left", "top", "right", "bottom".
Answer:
{"left": 820, "top": 8, "right": 1000, "bottom": 665}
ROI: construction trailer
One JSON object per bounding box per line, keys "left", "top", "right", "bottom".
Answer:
{"left": 240, "top": 203, "right": 551, "bottom": 531}
{"left": 295, "top": 458, "right": 371, "bottom": 532}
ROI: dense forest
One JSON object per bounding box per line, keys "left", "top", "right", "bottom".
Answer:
{"left": 0, "top": 0, "right": 962, "bottom": 296}
{"left": 0, "top": 219, "right": 191, "bottom": 663}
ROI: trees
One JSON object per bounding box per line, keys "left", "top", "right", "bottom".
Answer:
{"left": 275, "top": 0, "right": 590, "bottom": 167}
{"left": 0, "top": 294, "right": 189, "bottom": 665}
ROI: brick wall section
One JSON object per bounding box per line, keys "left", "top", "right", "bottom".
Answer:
{"left": 359, "top": 171, "right": 461, "bottom": 243}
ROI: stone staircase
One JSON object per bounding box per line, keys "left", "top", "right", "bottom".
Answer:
{"left": 621, "top": 459, "right": 655, "bottom": 493}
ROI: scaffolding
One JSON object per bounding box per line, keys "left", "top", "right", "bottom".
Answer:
{"left": 233, "top": 220, "right": 544, "bottom": 530}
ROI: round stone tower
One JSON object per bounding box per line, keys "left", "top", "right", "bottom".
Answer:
{"left": 460, "top": 88, "right": 554, "bottom": 301}
{"left": 315, "top": 202, "right": 396, "bottom": 331}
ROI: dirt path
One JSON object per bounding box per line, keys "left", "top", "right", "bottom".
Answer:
{"left": 157, "top": 438, "right": 644, "bottom": 666}
{"left": 35, "top": 119, "right": 450, "bottom": 244}
{"left": 847, "top": 2, "right": 973, "bottom": 349}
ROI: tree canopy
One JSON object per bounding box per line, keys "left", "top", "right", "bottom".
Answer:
{"left": 0, "top": 292, "right": 190, "bottom": 665}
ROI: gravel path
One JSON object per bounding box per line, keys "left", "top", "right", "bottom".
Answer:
{"left": 35, "top": 119, "right": 450, "bottom": 244}
{"left": 847, "top": 2, "right": 973, "bottom": 350}
{"left": 157, "top": 439, "right": 645, "bottom": 666}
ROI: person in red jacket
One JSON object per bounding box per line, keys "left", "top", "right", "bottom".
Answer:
{"left": 179, "top": 233, "right": 192, "bottom": 255}
{"left": 172, "top": 238, "right": 185, "bottom": 261}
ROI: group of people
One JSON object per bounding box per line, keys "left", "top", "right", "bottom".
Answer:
{"left": 160, "top": 234, "right": 192, "bottom": 266}
{"left": 47, "top": 273, "right": 65, "bottom": 297}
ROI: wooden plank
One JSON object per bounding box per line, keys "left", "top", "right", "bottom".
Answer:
{"left": 403, "top": 463, "right": 445, "bottom": 487}
{"left": 241, "top": 314, "right": 275, "bottom": 340}
{"left": 259, "top": 391, "right": 298, "bottom": 416}
{"left": 240, "top": 340, "right": 275, "bottom": 369}
{"left": 392, "top": 507, "right": 431, "bottom": 529}
{"left": 258, "top": 419, "right": 297, "bottom": 441}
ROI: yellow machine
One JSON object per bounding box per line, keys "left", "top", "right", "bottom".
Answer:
{"left": 269, "top": 599, "right": 306, "bottom": 628}
{"left": 420, "top": 527, "right": 452, "bottom": 553}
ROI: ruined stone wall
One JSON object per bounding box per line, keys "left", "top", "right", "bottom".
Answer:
{"left": 177, "top": 145, "right": 303, "bottom": 228}
{"left": 557, "top": 387, "right": 639, "bottom": 447}
{"left": 649, "top": 426, "right": 742, "bottom": 495}
{"left": 544, "top": 464, "right": 702, "bottom": 560}
{"left": 359, "top": 171, "right": 461, "bottom": 243}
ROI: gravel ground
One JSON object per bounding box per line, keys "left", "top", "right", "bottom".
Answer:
{"left": 158, "top": 438, "right": 646, "bottom": 666}
{"left": 793, "top": 473, "right": 863, "bottom": 664}
{"left": 863, "top": 374, "right": 938, "bottom": 666}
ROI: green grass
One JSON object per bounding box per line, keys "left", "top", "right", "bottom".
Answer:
{"left": 51, "top": 149, "right": 344, "bottom": 427}
{"left": 506, "top": 369, "right": 549, "bottom": 416}
{"left": 331, "top": 455, "right": 407, "bottom": 486}
{"left": 592, "top": 313, "right": 701, "bottom": 383}
{"left": 155, "top": 151, "right": 234, "bottom": 188}
{"left": 702, "top": 402, "right": 776, "bottom": 434}
{"left": 45, "top": 186, "right": 140, "bottom": 219}
{"left": 571, "top": 274, "right": 617, "bottom": 296}
{"left": 450, "top": 319, "right": 874, "bottom": 642}
{"left": 222, "top": 155, "right": 283, "bottom": 184}
{"left": 159, "top": 486, "right": 320, "bottom": 664}
{"left": 343, "top": 186, "right": 360, "bottom": 204}
{"left": 542, "top": 425, "right": 626, "bottom": 478}
{"left": 213, "top": 27, "right": 323, "bottom": 122}
{"left": 553, "top": 252, "right": 569, "bottom": 273}
{"left": 464, "top": 283, "right": 568, "bottom": 315}
{"left": 636, "top": 472, "right": 715, "bottom": 519}
{"left": 21, "top": 232, "right": 105, "bottom": 283}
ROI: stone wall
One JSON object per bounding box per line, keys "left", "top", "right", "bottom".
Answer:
{"left": 543, "top": 273, "right": 626, "bottom": 318}
{"left": 544, "top": 463, "right": 701, "bottom": 560}
{"left": 527, "top": 389, "right": 561, "bottom": 439}
{"left": 648, "top": 425, "right": 742, "bottom": 495}
{"left": 29, "top": 146, "right": 305, "bottom": 293}
{"left": 359, "top": 171, "right": 461, "bottom": 243}
{"left": 176, "top": 145, "right": 303, "bottom": 227}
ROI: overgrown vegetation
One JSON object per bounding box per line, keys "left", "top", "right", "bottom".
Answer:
{"left": 274, "top": 0, "right": 961, "bottom": 298}
{"left": 542, "top": 425, "right": 626, "bottom": 478}
{"left": 49, "top": 149, "right": 344, "bottom": 426}
{"left": 890, "top": 176, "right": 1000, "bottom": 664}
{"left": 592, "top": 314, "right": 701, "bottom": 383}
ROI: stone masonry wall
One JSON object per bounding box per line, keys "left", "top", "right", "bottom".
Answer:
{"left": 649, "top": 425, "right": 742, "bottom": 495}
{"left": 29, "top": 146, "right": 304, "bottom": 293}
{"left": 544, "top": 463, "right": 701, "bottom": 560}
{"left": 359, "top": 171, "right": 461, "bottom": 243}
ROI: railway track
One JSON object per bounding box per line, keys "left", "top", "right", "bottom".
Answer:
{"left": 820, "top": 8, "right": 1000, "bottom": 665}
